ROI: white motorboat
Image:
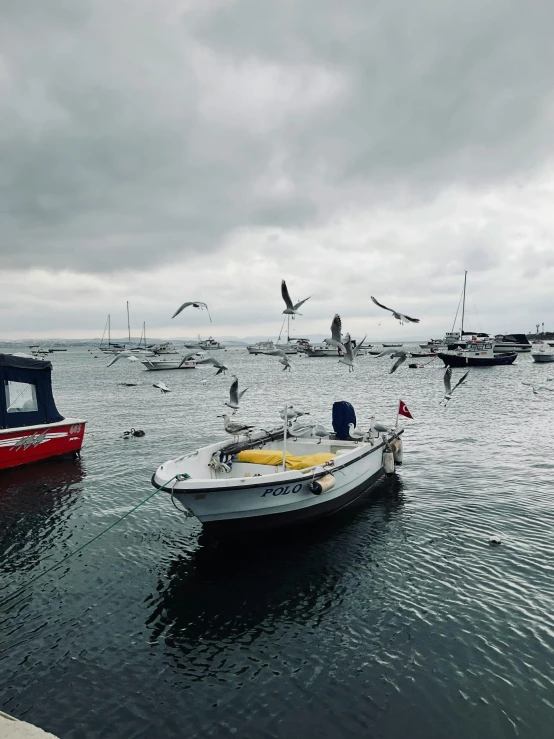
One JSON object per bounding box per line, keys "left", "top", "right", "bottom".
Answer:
{"left": 531, "top": 344, "right": 554, "bottom": 363}
{"left": 150, "top": 342, "right": 180, "bottom": 355}
{"left": 247, "top": 341, "right": 275, "bottom": 354}
{"left": 152, "top": 407, "right": 403, "bottom": 533}
{"left": 298, "top": 340, "right": 368, "bottom": 358}
{"left": 492, "top": 334, "right": 532, "bottom": 353}
{"left": 198, "top": 337, "right": 225, "bottom": 350}
{"left": 141, "top": 357, "right": 196, "bottom": 371}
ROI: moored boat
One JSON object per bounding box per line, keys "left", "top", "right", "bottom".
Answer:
{"left": 0, "top": 354, "right": 86, "bottom": 470}
{"left": 141, "top": 357, "right": 197, "bottom": 371}
{"left": 493, "top": 334, "right": 532, "bottom": 353}
{"left": 151, "top": 403, "right": 403, "bottom": 533}
{"left": 247, "top": 341, "right": 275, "bottom": 355}
{"left": 438, "top": 341, "right": 517, "bottom": 367}
{"left": 198, "top": 337, "right": 225, "bottom": 350}
{"left": 531, "top": 344, "right": 554, "bottom": 363}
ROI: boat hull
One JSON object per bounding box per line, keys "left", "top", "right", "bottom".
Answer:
{"left": 141, "top": 359, "right": 196, "bottom": 371}
{"left": 0, "top": 419, "right": 86, "bottom": 471}
{"left": 438, "top": 352, "right": 517, "bottom": 367}
{"left": 152, "top": 433, "right": 399, "bottom": 532}
{"left": 531, "top": 353, "right": 554, "bottom": 363}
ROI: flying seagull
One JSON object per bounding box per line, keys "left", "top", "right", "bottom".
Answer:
{"left": 521, "top": 381, "right": 554, "bottom": 395}
{"left": 263, "top": 348, "right": 292, "bottom": 371}
{"left": 171, "top": 301, "right": 212, "bottom": 322}
{"left": 177, "top": 350, "right": 203, "bottom": 368}
{"left": 153, "top": 381, "right": 171, "bottom": 393}
{"left": 225, "top": 376, "right": 248, "bottom": 411}
{"left": 441, "top": 368, "right": 470, "bottom": 405}
{"left": 371, "top": 296, "right": 420, "bottom": 324}
{"left": 106, "top": 351, "right": 136, "bottom": 367}
{"left": 324, "top": 314, "right": 346, "bottom": 353}
{"left": 281, "top": 279, "right": 311, "bottom": 319}
{"left": 217, "top": 413, "right": 255, "bottom": 441}
{"left": 339, "top": 335, "right": 367, "bottom": 372}
{"left": 195, "top": 355, "right": 229, "bottom": 375}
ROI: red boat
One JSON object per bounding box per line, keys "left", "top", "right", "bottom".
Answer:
{"left": 0, "top": 353, "right": 86, "bottom": 471}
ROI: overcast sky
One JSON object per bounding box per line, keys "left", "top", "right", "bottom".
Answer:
{"left": 1, "top": 0, "right": 554, "bottom": 340}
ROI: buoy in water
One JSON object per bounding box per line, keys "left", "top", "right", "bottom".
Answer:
{"left": 489, "top": 536, "right": 501, "bottom": 547}
{"left": 383, "top": 449, "right": 395, "bottom": 476}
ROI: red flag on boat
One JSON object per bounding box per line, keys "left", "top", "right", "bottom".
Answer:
{"left": 398, "top": 400, "right": 413, "bottom": 419}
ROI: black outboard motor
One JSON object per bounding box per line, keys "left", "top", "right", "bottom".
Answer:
{"left": 332, "top": 401, "right": 356, "bottom": 441}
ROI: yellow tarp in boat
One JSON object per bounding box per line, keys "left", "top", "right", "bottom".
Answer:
{"left": 237, "top": 449, "right": 335, "bottom": 470}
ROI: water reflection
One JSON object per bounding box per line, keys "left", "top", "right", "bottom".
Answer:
{"left": 0, "top": 458, "right": 86, "bottom": 576}
{"left": 147, "top": 476, "right": 406, "bottom": 665}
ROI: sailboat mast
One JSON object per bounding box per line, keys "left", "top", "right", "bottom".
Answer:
{"left": 460, "top": 271, "right": 467, "bottom": 339}
{"left": 108, "top": 314, "right": 111, "bottom": 346}
{"left": 127, "top": 301, "right": 131, "bottom": 343}
{"left": 287, "top": 315, "right": 290, "bottom": 343}
{"left": 143, "top": 321, "right": 146, "bottom": 347}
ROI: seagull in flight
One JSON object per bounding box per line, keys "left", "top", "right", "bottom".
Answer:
{"left": 521, "top": 381, "right": 554, "bottom": 395}
{"left": 441, "top": 368, "right": 469, "bottom": 405}
{"left": 171, "top": 301, "right": 212, "bottom": 322}
{"left": 339, "top": 335, "right": 366, "bottom": 372}
{"left": 324, "top": 314, "right": 346, "bottom": 353}
{"left": 106, "top": 352, "right": 139, "bottom": 367}
{"left": 263, "top": 348, "right": 292, "bottom": 371}
{"left": 225, "top": 376, "right": 248, "bottom": 411}
{"left": 177, "top": 350, "right": 203, "bottom": 368}
{"left": 195, "top": 355, "right": 229, "bottom": 375}
{"left": 371, "top": 296, "right": 420, "bottom": 324}
{"left": 153, "top": 381, "right": 171, "bottom": 393}
{"left": 376, "top": 347, "right": 411, "bottom": 374}
{"left": 281, "top": 279, "right": 311, "bottom": 319}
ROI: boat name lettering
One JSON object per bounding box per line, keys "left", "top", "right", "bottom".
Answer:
{"left": 261, "top": 483, "right": 303, "bottom": 497}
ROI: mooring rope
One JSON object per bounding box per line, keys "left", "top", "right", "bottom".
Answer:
{"left": 0, "top": 475, "right": 180, "bottom": 610}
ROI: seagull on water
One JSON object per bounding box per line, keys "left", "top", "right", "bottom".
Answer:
{"left": 521, "top": 381, "right": 554, "bottom": 395}
{"left": 195, "top": 355, "right": 229, "bottom": 375}
{"left": 225, "top": 376, "right": 248, "bottom": 412}
{"left": 281, "top": 279, "right": 311, "bottom": 319}
{"left": 171, "top": 301, "right": 212, "bottom": 322}
{"left": 339, "top": 335, "right": 367, "bottom": 372}
{"left": 153, "top": 381, "right": 171, "bottom": 393}
{"left": 371, "top": 296, "right": 420, "bottom": 324}
{"left": 263, "top": 348, "right": 292, "bottom": 371}
{"left": 217, "top": 414, "right": 255, "bottom": 441}
{"left": 324, "top": 314, "right": 346, "bottom": 353}
{"left": 441, "top": 368, "right": 469, "bottom": 405}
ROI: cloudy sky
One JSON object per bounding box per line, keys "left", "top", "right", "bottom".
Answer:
{"left": 1, "top": 0, "right": 554, "bottom": 341}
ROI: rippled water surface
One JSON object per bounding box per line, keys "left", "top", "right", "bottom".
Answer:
{"left": 1, "top": 346, "right": 554, "bottom": 738}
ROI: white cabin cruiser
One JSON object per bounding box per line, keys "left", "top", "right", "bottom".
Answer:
{"left": 247, "top": 341, "right": 275, "bottom": 355}
{"left": 531, "top": 344, "right": 554, "bottom": 363}
{"left": 152, "top": 402, "right": 403, "bottom": 533}
{"left": 141, "top": 357, "right": 196, "bottom": 371}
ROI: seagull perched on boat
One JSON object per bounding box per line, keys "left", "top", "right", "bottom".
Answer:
{"left": 171, "top": 301, "right": 212, "bottom": 322}
{"left": 281, "top": 279, "right": 311, "bottom": 319}
{"left": 348, "top": 423, "right": 365, "bottom": 441}
{"left": 195, "top": 355, "right": 229, "bottom": 375}
{"left": 106, "top": 351, "right": 139, "bottom": 367}
{"left": 371, "top": 296, "right": 420, "bottom": 324}
{"left": 217, "top": 414, "right": 255, "bottom": 441}
{"left": 153, "top": 381, "right": 171, "bottom": 393}
{"left": 369, "top": 417, "right": 392, "bottom": 435}
{"left": 521, "top": 381, "right": 554, "bottom": 395}
{"left": 324, "top": 314, "right": 346, "bottom": 353}
{"left": 263, "top": 348, "right": 292, "bottom": 371}
{"left": 441, "top": 368, "right": 470, "bottom": 405}
{"left": 338, "top": 335, "right": 366, "bottom": 372}
{"left": 279, "top": 405, "right": 310, "bottom": 422}
{"left": 313, "top": 424, "right": 330, "bottom": 443}
{"left": 225, "top": 376, "right": 248, "bottom": 412}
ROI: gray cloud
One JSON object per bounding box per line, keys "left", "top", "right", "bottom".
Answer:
{"left": 1, "top": 0, "right": 554, "bottom": 277}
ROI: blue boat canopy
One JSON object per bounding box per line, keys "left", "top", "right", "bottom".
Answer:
{"left": 0, "top": 353, "right": 64, "bottom": 429}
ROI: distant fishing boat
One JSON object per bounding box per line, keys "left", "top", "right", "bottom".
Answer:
{"left": 0, "top": 353, "right": 86, "bottom": 470}
{"left": 199, "top": 337, "right": 225, "bottom": 350}
{"left": 247, "top": 341, "right": 275, "bottom": 355}
{"left": 438, "top": 341, "right": 517, "bottom": 367}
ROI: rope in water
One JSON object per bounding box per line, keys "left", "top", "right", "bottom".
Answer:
{"left": 0, "top": 475, "right": 179, "bottom": 610}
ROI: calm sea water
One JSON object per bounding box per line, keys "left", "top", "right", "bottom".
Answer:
{"left": 1, "top": 346, "right": 554, "bottom": 738}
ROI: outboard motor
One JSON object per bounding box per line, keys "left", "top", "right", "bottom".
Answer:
{"left": 332, "top": 401, "right": 356, "bottom": 441}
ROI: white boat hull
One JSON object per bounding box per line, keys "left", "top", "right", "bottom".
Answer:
{"left": 152, "top": 428, "right": 401, "bottom": 532}
{"left": 531, "top": 353, "right": 554, "bottom": 363}
{"left": 141, "top": 359, "right": 196, "bottom": 371}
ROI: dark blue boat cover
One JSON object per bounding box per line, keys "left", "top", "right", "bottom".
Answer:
{"left": 0, "top": 353, "right": 64, "bottom": 429}
{"left": 332, "top": 401, "right": 356, "bottom": 441}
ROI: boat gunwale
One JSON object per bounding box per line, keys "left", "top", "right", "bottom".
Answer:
{"left": 0, "top": 418, "right": 87, "bottom": 435}
{"left": 152, "top": 430, "right": 403, "bottom": 494}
